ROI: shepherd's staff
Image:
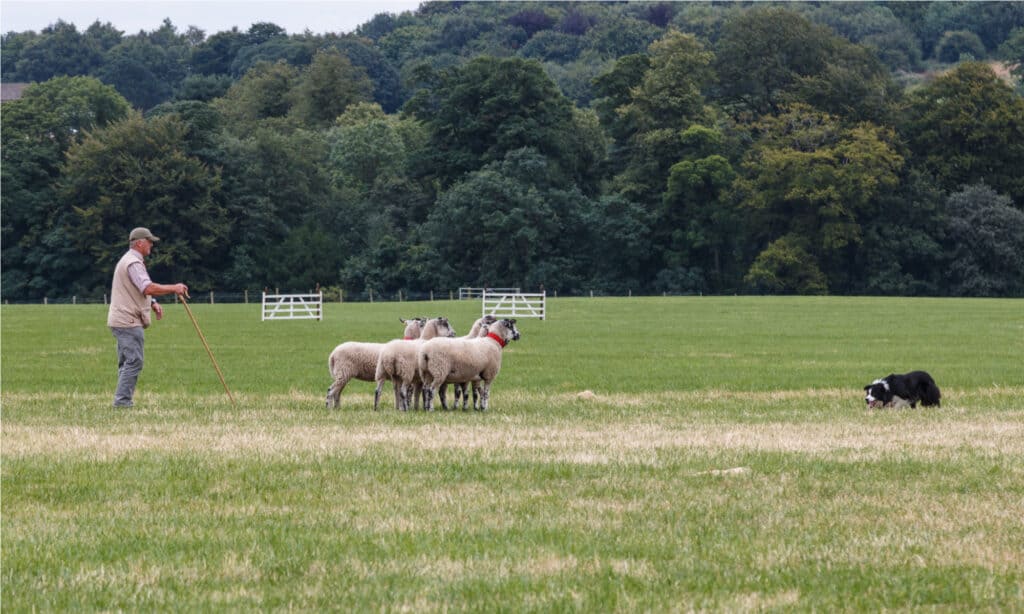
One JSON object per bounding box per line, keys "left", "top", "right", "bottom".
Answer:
{"left": 179, "top": 292, "right": 236, "bottom": 406}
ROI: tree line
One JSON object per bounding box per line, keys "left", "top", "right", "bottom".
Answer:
{"left": 3, "top": 1, "right": 1024, "bottom": 300}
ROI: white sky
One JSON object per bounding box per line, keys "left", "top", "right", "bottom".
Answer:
{"left": 1, "top": 0, "right": 424, "bottom": 36}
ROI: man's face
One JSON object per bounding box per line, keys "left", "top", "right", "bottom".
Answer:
{"left": 135, "top": 238, "right": 153, "bottom": 257}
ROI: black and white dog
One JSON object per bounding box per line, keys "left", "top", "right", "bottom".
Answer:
{"left": 863, "top": 371, "right": 941, "bottom": 409}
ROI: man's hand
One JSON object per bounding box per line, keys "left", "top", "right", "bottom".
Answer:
{"left": 152, "top": 301, "right": 164, "bottom": 321}
{"left": 174, "top": 283, "right": 189, "bottom": 298}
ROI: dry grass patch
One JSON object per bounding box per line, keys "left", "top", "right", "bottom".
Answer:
{"left": 5, "top": 406, "right": 1024, "bottom": 461}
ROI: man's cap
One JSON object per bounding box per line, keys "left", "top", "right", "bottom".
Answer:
{"left": 129, "top": 227, "right": 160, "bottom": 242}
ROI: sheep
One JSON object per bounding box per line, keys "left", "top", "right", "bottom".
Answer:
{"left": 374, "top": 316, "right": 456, "bottom": 411}
{"left": 418, "top": 318, "right": 521, "bottom": 412}
{"left": 325, "top": 317, "right": 425, "bottom": 409}
{"left": 440, "top": 314, "right": 496, "bottom": 410}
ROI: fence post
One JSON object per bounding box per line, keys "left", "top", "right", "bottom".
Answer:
{"left": 430, "top": 290, "right": 434, "bottom": 301}
{"left": 210, "top": 291, "right": 214, "bottom": 304}
{"left": 369, "top": 289, "right": 374, "bottom": 303}
{"left": 44, "top": 297, "right": 48, "bottom": 305}
{"left": 339, "top": 289, "right": 343, "bottom": 303}
{"left": 73, "top": 296, "right": 77, "bottom": 305}
{"left": 244, "top": 290, "right": 249, "bottom": 304}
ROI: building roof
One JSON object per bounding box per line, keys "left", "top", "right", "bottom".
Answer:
{"left": 1, "top": 83, "right": 29, "bottom": 102}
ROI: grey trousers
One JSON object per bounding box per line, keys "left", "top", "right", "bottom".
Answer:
{"left": 111, "top": 326, "right": 145, "bottom": 407}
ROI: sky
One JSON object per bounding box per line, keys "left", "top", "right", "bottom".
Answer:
{"left": 1, "top": 0, "right": 424, "bottom": 36}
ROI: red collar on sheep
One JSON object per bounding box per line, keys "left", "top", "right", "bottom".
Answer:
{"left": 403, "top": 336, "right": 415, "bottom": 340}
{"left": 486, "top": 332, "right": 506, "bottom": 348}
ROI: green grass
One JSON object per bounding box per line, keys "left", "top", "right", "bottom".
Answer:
{"left": 3, "top": 297, "right": 1023, "bottom": 611}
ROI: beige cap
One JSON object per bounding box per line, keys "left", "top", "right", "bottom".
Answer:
{"left": 129, "top": 227, "right": 160, "bottom": 242}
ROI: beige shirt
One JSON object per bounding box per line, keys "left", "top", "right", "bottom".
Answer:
{"left": 107, "top": 249, "right": 152, "bottom": 328}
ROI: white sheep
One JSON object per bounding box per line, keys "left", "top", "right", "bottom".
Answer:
{"left": 440, "top": 314, "right": 496, "bottom": 410}
{"left": 325, "top": 317, "right": 425, "bottom": 408}
{"left": 418, "top": 318, "right": 521, "bottom": 412}
{"left": 374, "top": 316, "right": 456, "bottom": 411}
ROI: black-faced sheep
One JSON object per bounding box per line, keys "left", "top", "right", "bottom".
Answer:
{"left": 325, "top": 317, "right": 424, "bottom": 409}
{"left": 374, "top": 316, "right": 456, "bottom": 411}
{"left": 418, "top": 318, "right": 520, "bottom": 412}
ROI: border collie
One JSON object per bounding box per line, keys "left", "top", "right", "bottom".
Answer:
{"left": 863, "top": 371, "right": 941, "bottom": 409}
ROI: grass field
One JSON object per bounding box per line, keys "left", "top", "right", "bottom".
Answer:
{"left": 2, "top": 296, "right": 1023, "bottom": 611}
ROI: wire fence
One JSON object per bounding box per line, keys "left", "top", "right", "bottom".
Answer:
{"left": 2, "top": 288, "right": 704, "bottom": 305}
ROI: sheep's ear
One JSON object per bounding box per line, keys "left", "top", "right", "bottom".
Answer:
{"left": 399, "top": 317, "right": 407, "bottom": 323}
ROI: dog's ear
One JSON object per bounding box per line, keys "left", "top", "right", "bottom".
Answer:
{"left": 864, "top": 385, "right": 870, "bottom": 391}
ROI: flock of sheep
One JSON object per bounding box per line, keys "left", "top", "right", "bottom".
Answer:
{"left": 325, "top": 315, "right": 522, "bottom": 411}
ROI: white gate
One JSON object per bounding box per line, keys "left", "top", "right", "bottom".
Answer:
{"left": 459, "top": 286, "right": 519, "bottom": 300}
{"left": 261, "top": 291, "right": 323, "bottom": 321}
{"left": 482, "top": 291, "right": 546, "bottom": 320}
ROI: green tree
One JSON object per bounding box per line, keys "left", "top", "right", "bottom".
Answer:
{"left": 935, "top": 30, "right": 987, "bottom": 63}
{"left": 213, "top": 127, "right": 338, "bottom": 290}
{"left": 174, "top": 74, "right": 233, "bottom": 102}
{"left": 1, "top": 77, "right": 132, "bottom": 299}
{"left": 619, "top": 30, "right": 714, "bottom": 132}
{"left": 230, "top": 35, "right": 316, "bottom": 76}
{"left": 743, "top": 234, "right": 828, "bottom": 295}
{"left": 942, "top": 184, "right": 1024, "bottom": 297}
{"left": 734, "top": 105, "right": 904, "bottom": 292}
{"left": 213, "top": 60, "right": 299, "bottom": 133}
{"left": 714, "top": 8, "right": 833, "bottom": 116}
{"left": 662, "top": 136, "right": 738, "bottom": 292}
{"left": 289, "top": 49, "right": 374, "bottom": 128}
{"left": 591, "top": 52, "right": 651, "bottom": 146}
{"left": 190, "top": 27, "right": 247, "bottom": 75}
{"left": 61, "top": 115, "right": 227, "bottom": 294}
{"left": 605, "top": 31, "right": 717, "bottom": 213}
{"left": 406, "top": 56, "right": 590, "bottom": 191}
{"left": 579, "top": 195, "right": 654, "bottom": 293}
{"left": 90, "top": 19, "right": 191, "bottom": 109}
{"left": 11, "top": 20, "right": 103, "bottom": 81}
{"left": 901, "top": 62, "right": 1024, "bottom": 204}
{"left": 326, "top": 102, "right": 426, "bottom": 194}
{"left": 326, "top": 35, "right": 406, "bottom": 113}
{"left": 424, "top": 148, "right": 590, "bottom": 291}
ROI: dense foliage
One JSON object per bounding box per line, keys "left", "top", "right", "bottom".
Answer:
{"left": 3, "top": 1, "right": 1023, "bottom": 298}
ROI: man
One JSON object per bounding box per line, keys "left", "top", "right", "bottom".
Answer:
{"left": 107, "top": 227, "right": 189, "bottom": 407}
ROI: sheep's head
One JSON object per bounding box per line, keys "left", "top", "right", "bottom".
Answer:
{"left": 488, "top": 318, "right": 520, "bottom": 344}
{"left": 399, "top": 317, "right": 427, "bottom": 338}
{"left": 431, "top": 316, "right": 457, "bottom": 338}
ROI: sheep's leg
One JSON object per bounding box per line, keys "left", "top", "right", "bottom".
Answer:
{"left": 326, "top": 377, "right": 346, "bottom": 409}
{"left": 373, "top": 379, "right": 385, "bottom": 411}
{"left": 439, "top": 384, "right": 449, "bottom": 410}
{"left": 393, "top": 379, "right": 406, "bottom": 411}
{"left": 453, "top": 384, "right": 464, "bottom": 410}
{"left": 478, "top": 382, "right": 491, "bottom": 411}
{"left": 472, "top": 382, "right": 481, "bottom": 411}
{"left": 413, "top": 382, "right": 424, "bottom": 410}
{"left": 422, "top": 385, "right": 434, "bottom": 411}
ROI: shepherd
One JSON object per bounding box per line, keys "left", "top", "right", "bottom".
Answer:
{"left": 107, "top": 227, "right": 189, "bottom": 407}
